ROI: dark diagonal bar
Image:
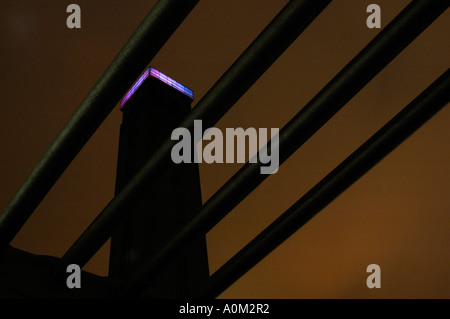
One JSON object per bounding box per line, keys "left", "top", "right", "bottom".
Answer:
{"left": 119, "top": 0, "right": 448, "bottom": 296}
{"left": 58, "top": 0, "right": 332, "bottom": 269}
{"left": 0, "top": 0, "right": 199, "bottom": 251}
{"left": 200, "top": 69, "right": 450, "bottom": 298}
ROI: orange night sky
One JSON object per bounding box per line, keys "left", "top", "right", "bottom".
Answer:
{"left": 0, "top": 0, "right": 448, "bottom": 298}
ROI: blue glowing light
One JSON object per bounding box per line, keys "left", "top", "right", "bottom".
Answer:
{"left": 120, "top": 67, "right": 193, "bottom": 109}
{"left": 149, "top": 68, "right": 194, "bottom": 100}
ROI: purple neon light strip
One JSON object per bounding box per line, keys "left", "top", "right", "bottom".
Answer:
{"left": 120, "top": 68, "right": 150, "bottom": 108}
{"left": 120, "top": 67, "right": 193, "bottom": 109}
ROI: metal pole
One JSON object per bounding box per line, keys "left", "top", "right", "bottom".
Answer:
{"left": 58, "top": 0, "right": 332, "bottom": 269}
{"left": 118, "top": 0, "right": 448, "bottom": 297}
{"left": 0, "top": 0, "right": 199, "bottom": 251}
{"left": 199, "top": 69, "right": 450, "bottom": 298}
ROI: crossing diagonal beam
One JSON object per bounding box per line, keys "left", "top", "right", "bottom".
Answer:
{"left": 199, "top": 69, "right": 450, "bottom": 298}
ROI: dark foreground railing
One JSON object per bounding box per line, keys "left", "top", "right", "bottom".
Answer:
{"left": 0, "top": 0, "right": 448, "bottom": 298}
{"left": 198, "top": 69, "right": 450, "bottom": 298}
{"left": 118, "top": 0, "right": 449, "bottom": 296}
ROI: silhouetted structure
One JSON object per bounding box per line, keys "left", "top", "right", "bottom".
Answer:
{"left": 109, "top": 67, "right": 209, "bottom": 298}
